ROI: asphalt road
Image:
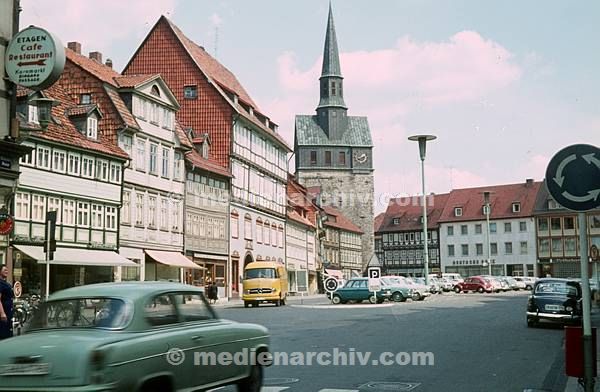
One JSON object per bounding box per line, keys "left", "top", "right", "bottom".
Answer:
{"left": 212, "top": 291, "right": 569, "bottom": 392}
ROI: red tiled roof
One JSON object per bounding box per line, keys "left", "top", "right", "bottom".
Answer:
{"left": 234, "top": 102, "right": 292, "bottom": 152}
{"left": 437, "top": 181, "right": 542, "bottom": 223}
{"left": 374, "top": 213, "right": 385, "bottom": 232}
{"left": 185, "top": 149, "right": 231, "bottom": 178}
{"left": 323, "top": 206, "right": 363, "bottom": 234}
{"left": 65, "top": 104, "right": 98, "bottom": 117}
{"left": 114, "top": 74, "right": 159, "bottom": 88}
{"left": 20, "top": 84, "right": 128, "bottom": 159}
{"left": 287, "top": 210, "right": 315, "bottom": 229}
{"left": 174, "top": 120, "right": 194, "bottom": 150}
{"left": 65, "top": 48, "right": 121, "bottom": 85}
{"left": 163, "top": 17, "right": 258, "bottom": 109}
{"left": 103, "top": 85, "right": 140, "bottom": 130}
{"left": 378, "top": 193, "right": 450, "bottom": 233}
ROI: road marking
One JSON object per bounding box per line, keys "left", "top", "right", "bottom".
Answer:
{"left": 291, "top": 304, "right": 395, "bottom": 309}
{"left": 318, "top": 389, "right": 359, "bottom": 392}
{"left": 261, "top": 387, "right": 290, "bottom": 392}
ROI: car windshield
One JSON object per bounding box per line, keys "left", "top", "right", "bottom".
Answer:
{"left": 534, "top": 282, "right": 580, "bottom": 296}
{"left": 244, "top": 268, "right": 276, "bottom": 279}
{"left": 28, "top": 298, "right": 131, "bottom": 330}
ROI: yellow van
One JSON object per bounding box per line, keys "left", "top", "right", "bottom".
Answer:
{"left": 242, "top": 261, "right": 288, "bottom": 308}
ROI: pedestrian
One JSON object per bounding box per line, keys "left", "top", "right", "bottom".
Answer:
{"left": 0, "top": 264, "right": 14, "bottom": 340}
{"left": 209, "top": 281, "right": 218, "bottom": 304}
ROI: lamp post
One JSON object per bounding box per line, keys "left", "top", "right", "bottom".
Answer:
{"left": 483, "top": 191, "right": 492, "bottom": 276}
{"left": 30, "top": 97, "right": 57, "bottom": 129}
{"left": 408, "top": 134, "right": 436, "bottom": 286}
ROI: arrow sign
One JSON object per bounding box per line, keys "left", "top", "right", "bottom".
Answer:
{"left": 546, "top": 144, "right": 600, "bottom": 212}
{"left": 17, "top": 59, "right": 47, "bottom": 67}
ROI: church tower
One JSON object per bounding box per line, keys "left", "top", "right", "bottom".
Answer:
{"left": 294, "top": 3, "right": 375, "bottom": 267}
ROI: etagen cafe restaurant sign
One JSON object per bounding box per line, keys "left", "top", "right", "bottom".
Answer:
{"left": 4, "top": 26, "right": 65, "bottom": 90}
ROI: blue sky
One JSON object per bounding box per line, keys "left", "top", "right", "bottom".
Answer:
{"left": 22, "top": 1, "right": 600, "bottom": 213}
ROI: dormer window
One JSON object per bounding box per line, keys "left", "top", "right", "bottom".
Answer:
{"left": 28, "top": 105, "right": 39, "bottom": 124}
{"left": 512, "top": 202, "right": 521, "bottom": 213}
{"left": 87, "top": 117, "right": 98, "bottom": 139}
{"left": 392, "top": 218, "right": 400, "bottom": 225}
{"left": 202, "top": 141, "right": 209, "bottom": 159}
{"left": 80, "top": 94, "right": 92, "bottom": 104}
{"left": 454, "top": 207, "right": 463, "bottom": 217}
{"left": 184, "top": 85, "right": 197, "bottom": 99}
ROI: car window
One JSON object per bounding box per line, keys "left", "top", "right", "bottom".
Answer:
{"left": 145, "top": 294, "right": 178, "bottom": 326}
{"left": 535, "top": 282, "right": 580, "bottom": 296}
{"left": 357, "top": 280, "right": 368, "bottom": 288}
{"left": 173, "top": 293, "right": 214, "bottom": 322}
{"left": 28, "top": 298, "right": 130, "bottom": 330}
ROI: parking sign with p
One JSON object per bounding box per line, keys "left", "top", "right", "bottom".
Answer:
{"left": 368, "top": 267, "right": 380, "bottom": 279}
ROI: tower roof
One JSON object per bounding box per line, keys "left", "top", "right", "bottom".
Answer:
{"left": 321, "top": 3, "right": 342, "bottom": 78}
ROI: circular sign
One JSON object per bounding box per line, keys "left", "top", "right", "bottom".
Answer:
{"left": 0, "top": 213, "right": 14, "bottom": 235}
{"left": 545, "top": 144, "right": 600, "bottom": 212}
{"left": 13, "top": 281, "right": 22, "bottom": 299}
{"left": 5, "top": 26, "right": 65, "bottom": 90}
{"left": 324, "top": 277, "right": 339, "bottom": 293}
{"left": 592, "top": 245, "right": 600, "bottom": 262}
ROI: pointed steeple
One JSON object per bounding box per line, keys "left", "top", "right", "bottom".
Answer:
{"left": 316, "top": 2, "right": 348, "bottom": 139}
{"left": 321, "top": 2, "right": 342, "bottom": 78}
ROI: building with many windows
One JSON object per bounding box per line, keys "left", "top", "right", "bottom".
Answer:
{"left": 184, "top": 140, "right": 231, "bottom": 299}
{"left": 124, "top": 16, "right": 292, "bottom": 298}
{"left": 533, "top": 185, "right": 600, "bottom": 278}
{"left": 375, "top": 195, "right": 447, "bottom": 276}
{"left": 11, "top": 85, "right": 135, "bottom": 295}
{"left": 439, "top": 180, "right": 542, "bottom": 277}
{"left": 321, "top": 206, "right": 363, "bottom": 279}
{"left": 286, "top": 177, "right": 318, "bottom": 294}
{"left": 54, "top": 43, "right": 199, "bottom": 282}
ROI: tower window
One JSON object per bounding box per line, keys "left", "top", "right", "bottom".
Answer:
{"left": 325, "top": 151, "right": 332, "bottom": 166}
{"left": 310, "top": 151, "right": 317, "bottom": 166}
{"left": 331, "top": 81, "right": 336, "bottom": 96}
{"left": 338, "top": 152, "right": 346, "bottom": 165}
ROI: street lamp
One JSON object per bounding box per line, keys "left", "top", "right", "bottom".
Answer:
{"left": 30, "top": 97, "right": 57, "bottom": 129}
{"left": 483, "top": 191, "right": 492, "bottom": 276}
{"left": 408, "top": 134, "right": 437, "bottom": 286}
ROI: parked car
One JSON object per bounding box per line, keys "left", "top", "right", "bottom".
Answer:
{"left": 514, "top": 277, "right": 536, "bottom": 290}
{"left": 454, "top": 276, "right": 493, "bottom": 293}
{"left": 510, "top": 277, "right": 527, "bottom": 290}
{"left": 331, "top": 278, "right": 392, "bottom": 304}
{"left": 483, "top": 276, "right": 506, "bottom": 293}
{"left": 442, "top": 273, "right": 464, "bottom": 283}
{"left": 415, "top": 277, "right": 441, "bottom": 294}
{"left": 438, "top": 277, "right": 455, "bottom": 292}
{"left": 380, "top": 276, "right": 413, "bottom": 302}
{"left": 0, "top": 282, "right": 270, "bottom": 392}
{"left": 527, "top": 278, "right": 583, "bottom": 327}
{"left": 399, "top": 277, "right": 431, "bottom": 300}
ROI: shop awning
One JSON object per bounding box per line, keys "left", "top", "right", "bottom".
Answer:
{"left": 324, "top": 269, "right": 344, "bottom": 280}
{"left": 145, "top": 250, "right": 203, "bottom": 269}
{"left": 14, "top": 245, "right": 139, "bottom": 267}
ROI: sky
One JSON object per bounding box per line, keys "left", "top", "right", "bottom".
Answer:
{"left": 21, "top": 0, "right": 600, "bottom": 213}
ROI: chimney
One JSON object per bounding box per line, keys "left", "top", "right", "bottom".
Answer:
{"left": 105, "top": 58, "right": 113, "bottom": 68}
{"left": 89, "top": 51, "right": 102, "bottom": 63}
{"left": 249, "top": 107, "right": 254, "bottom": 116}
{"left": 68, "top": 41, "right": 81, "bottom": 54}
{"left": 526, "top": 178, "right": 533, "bottom": 187}
{"left": 233, "top": 95, "right": 238, "bottom": 105}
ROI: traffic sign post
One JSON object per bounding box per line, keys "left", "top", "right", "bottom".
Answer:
{"left": 546, "top": 144, "right": 600, "bottom": 392}
{"left": 368, "top": 267, "right": 381, "bottom": 304}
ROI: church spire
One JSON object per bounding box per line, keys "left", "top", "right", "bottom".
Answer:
{"left": 321, "top": 2, "right": 342, "bottom": 78}
{"left": 317, "top": 2, "right": 348, "bottom": 139}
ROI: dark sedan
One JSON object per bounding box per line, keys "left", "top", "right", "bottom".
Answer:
{"left": 526, "top": 278, "right": 582, "bottom": 327}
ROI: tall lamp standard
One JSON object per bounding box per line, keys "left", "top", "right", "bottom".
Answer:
{"left": 483, "top": 191, "right": 492, "bottom": 276}
{"left": 408, "top": 134, "right": 437, "bottom": 286}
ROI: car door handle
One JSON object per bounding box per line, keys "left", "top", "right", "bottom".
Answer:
{"left": 191, "top": 335, "right": 204, "bottom": 341}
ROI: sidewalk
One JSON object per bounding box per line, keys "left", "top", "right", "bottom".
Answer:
{"left": 211, "top": 293, "right": 326, "bottom": 308}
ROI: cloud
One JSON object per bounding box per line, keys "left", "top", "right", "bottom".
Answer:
{"left": 20, "top": 0, "right": 176, "bottom": 62}
{"left": 258, "top": 30, "right": 523, "bottom": 209}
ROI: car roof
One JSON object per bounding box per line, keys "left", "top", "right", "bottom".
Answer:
{"left": 48, "top": 281, "right": 203, "bottom": 301}
{"left": 536, "top": 278, "right": 579, "bottom": 283}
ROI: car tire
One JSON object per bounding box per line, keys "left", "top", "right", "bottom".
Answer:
{"left": 237, "top": 364, "right": 263, "bottom": 392}
{"left": 368, "top": 295, "right": 377, "bottom": 304}
{"left": 453, "top": 286, "right": 461, "bottom": 294}
{"left": 527, "top": 317, "right": 537, "bottom": 328}
{"left": 477, "top": 287, "right": 484, "bottom": 293}
{"left": 332, "top": 295, "right": 342, "bottom": 305}
{"left": 412, "top": 292, "right": 422, "bottom": 301}
{"left": 244, "top": 301, "right": 250, "bottom": 308}
{"left": 392, "top": 292, "right": 405, "bottom": 302}
{"left": 253, "top": 301, "right": 259, "bottom": 308}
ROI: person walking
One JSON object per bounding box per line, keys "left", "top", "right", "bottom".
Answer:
{"left": 208, "top": 281, "right": 218, "bottom": 304}
{"left": 0, "top": 264, "right": 14, "bottom": 340}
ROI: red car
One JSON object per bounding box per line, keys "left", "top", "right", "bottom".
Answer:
{"left": 453, "top": 276, "right": 493, "bottom": 293}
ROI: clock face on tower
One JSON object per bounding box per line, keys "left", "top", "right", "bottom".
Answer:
{"left": 354, "top": 152, "right": 368, "bottom": 164}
